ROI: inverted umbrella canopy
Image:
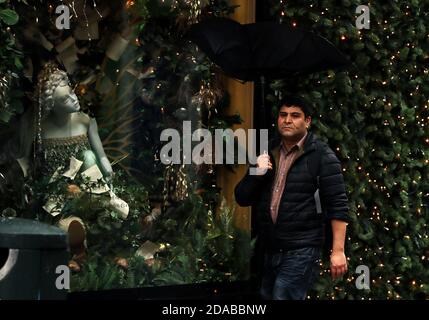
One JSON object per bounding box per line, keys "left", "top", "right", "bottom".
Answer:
{"left": 187, "top": 17, "right": 350, "bottom": 81}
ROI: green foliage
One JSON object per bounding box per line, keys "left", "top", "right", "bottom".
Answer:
{"left": 0, "top": 0, "right": 22, "bottom": 124}
{"left": 267, "top": 0, "right": 429, "bottom": 300}
{"left": 0, "top": 8, "right": 18, "bottom": 25}
{"left": 156, "top": 198, "right": 253, "bottom": 284}
{"left": 70, "top": 196, "right": 253, "bottom": 292}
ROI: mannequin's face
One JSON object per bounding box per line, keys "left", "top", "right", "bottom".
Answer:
{"left": 52, "top": 80, "right": 80, "bottom": 114}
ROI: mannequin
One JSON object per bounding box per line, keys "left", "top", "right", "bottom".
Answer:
{"left": 17, "top": 62, "right": 113, "bottom": 182}
{"left": 17, "top": 62, "right": 119, "bottom": 271}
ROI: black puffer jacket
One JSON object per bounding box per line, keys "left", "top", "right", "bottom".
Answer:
{"left": 234, "top": 132, "right": 350, "bottom": 251}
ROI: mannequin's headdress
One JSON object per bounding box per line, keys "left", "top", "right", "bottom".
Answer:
{"left": 33, "top": 62, "right": 69, "bottom": 154}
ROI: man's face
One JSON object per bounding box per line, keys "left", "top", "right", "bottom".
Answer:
{"left": 277, "top": 105, "right": 311, "bottom": 140}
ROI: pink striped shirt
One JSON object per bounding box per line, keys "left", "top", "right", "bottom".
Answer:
{"left": 270, "top": 132, "right": 308, "bottom": 224}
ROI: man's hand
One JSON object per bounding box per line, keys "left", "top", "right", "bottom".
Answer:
{"left": 330, "top": 219, "right": 348, "bottom": 280}
{"left": 330, "top": 251, "right": 348, "bottom": 280}
{"left": 254, "top": 151, "right": 273, "bottom": 175}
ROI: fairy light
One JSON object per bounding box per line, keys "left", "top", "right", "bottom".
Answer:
{"left": 34, "top": 5, "right": 39, "bottom": 23}
{"left": 82, "top": 0, "right": 92, "bottom": 41}
{"left": 279, "top": 0, "right": 286, "bottom": 21}
{"left": 93, "top": 0, "right": 102, "bottom": 18}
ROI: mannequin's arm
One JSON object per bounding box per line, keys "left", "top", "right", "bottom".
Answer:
{"left": 88, "top": 117, "right": 113, "bottom": 179}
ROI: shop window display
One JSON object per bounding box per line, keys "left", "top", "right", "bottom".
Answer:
{"left": 0, "top": 0, "right": 251, "bottom": 292}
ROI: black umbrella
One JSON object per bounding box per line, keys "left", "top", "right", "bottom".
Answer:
{"left": 187, "top": 17, "right": 350, "bottom": 126}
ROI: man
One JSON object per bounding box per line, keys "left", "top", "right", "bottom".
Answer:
{"left": 234, "top": 96, "right": 350, "bottom": 300}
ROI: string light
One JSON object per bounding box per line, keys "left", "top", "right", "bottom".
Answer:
{"left": 34, "top": 5, "right": 39, "bottom": 23}
{"left": 81, "top": 0, "right": 92, "bottom": 41}
{"left": 279, "top": 0, "right": 286, "bottom": 22}
{"left": 70, "top": 1, "right": 78, "bottom": 19}
{"left": 93, "top": 0, "right": 102, "bottom": 18}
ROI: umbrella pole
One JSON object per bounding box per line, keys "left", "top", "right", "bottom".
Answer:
{"left": 259, "top": 75, "right": 266, "bottom": 129}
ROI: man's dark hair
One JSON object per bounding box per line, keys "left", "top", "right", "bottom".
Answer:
{"left": 278, "top": 95, "right": 313, "bottom": 118}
